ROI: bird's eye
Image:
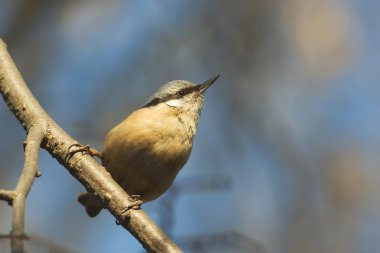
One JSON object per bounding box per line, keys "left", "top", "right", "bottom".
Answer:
{"left": 178, "top": 90, "right": 185, "bottom": 96}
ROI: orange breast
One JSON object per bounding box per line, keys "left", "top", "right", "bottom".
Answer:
{"left": 101, "top": 106, "right": 193, "bottom": 202}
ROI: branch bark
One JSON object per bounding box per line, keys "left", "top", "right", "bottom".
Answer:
{"left": 0, "top": 190, "right": 16, "bottom": 204}
{"left": 0, "top": 39, "right": 182, "bottom": 253}
{"left": 11, "top": 123, "right": 45, "bottom": 253}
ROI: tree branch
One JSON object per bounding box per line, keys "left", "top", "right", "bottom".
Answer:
{"left": 0, "top": 190, "right": 16, "bottom": 205}
{"left": 10, "top": 123, "right": 45, "bottom": 253}
{"left": 0, "top": 39, "right": 182, "bottom": 253}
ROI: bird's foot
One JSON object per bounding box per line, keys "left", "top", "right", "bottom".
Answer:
{"left": 128, "top": 194, "right": 141, "bottom": 203}
{"left": 127, "top": 194, "right": 142, "bottom": 210}
{"left": 115, "top": 195, "right": 143, "bottom": 225}
{"left": 66, "top": 143, "right": 101, "bottom": 161}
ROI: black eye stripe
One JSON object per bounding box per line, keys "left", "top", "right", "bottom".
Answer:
{"left": 143, "top": 86, "right": 199, "bottom": 108}
{"left": 177, "top": 86, "right": 198, "bottom": 96}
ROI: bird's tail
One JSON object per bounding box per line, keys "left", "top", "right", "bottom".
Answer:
{"left": 77, "top": 192, "right": 103, "bottom": 217}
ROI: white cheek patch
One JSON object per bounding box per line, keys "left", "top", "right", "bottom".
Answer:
{"left": 166, "top": 99, "right": 183, "bottom": 107}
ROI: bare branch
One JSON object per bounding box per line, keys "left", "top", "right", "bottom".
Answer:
{"left": 0, "top": 122, "right": 45, "bottom": 252}
{"left": 0, "top": 190, "right": 16, "bottom": 205}
{"left": 10, "top": 123, "right": 45, "bottom": 253}
{"left": 0, "top": 38, "right": 182, "bottom": 253}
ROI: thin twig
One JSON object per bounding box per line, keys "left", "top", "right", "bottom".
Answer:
{"left": 0, "top": 124, "right": 44, "bottom": 253}
{"left": 0, "top": 38, "right": 182, "bottom": 253}
{"left": 10, "top": 123, "right": 45, "bottom": 253}
{"left": 0, "top": 189, "right": 16, "bottom": 205}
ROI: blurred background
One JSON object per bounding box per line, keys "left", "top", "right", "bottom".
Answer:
{"left": 0, "top": 0, "right": 379, "bottom": 252}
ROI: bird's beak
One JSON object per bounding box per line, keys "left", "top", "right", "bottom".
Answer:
{"left": 198, "top": 74, "right": 220, "bottom": 93}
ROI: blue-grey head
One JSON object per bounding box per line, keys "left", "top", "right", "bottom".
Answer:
{"left": 143, "top": 75, "right": 220, "bottom": 111}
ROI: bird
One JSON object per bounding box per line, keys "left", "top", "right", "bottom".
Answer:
{"left": 74, "top": 75, "right": 219, "bottom": 217}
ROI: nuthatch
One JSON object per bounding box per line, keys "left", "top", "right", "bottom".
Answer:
{"left": 76, "top": 75, "right": 219, "bottom": 217}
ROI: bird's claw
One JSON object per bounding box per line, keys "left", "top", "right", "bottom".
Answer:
{"left": 128, "top": 194, "right": 141, "bottom": 202}
{"left": 127, "top": 194, "right": 142, "bottom": 210}
{"left": 115, "top": 195, "right": 143, "bottom": 225}
{"left": 66, "top": 143, "right": 101, "bottom": 161}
